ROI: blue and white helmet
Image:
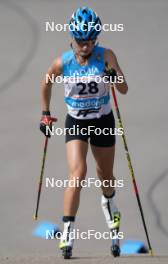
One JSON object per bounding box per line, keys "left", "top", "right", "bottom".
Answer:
{"left": 69, "top": 7, "right": 102, "bottom": 40}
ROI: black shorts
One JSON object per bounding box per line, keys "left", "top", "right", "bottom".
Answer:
{"left": 65, "top": 111, "right": 116, "bottom": 147}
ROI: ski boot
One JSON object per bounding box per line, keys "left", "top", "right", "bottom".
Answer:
{"left": 101, "top": 193, "right": 121, "bottom": 257}
{"left": 110, "top": 212, "right": 121, "bottom": 257}
{"left": 59, "top": 221, "right": 74, "bottom": 259}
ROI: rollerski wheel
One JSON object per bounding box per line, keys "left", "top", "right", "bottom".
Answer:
{"left": 111, "top": 227, "right": 120, "bottom": 257}
{"left": 62, "top": 246, "right": 72, "bottom": 259}
{"left": 111, "top": 244, "right": 120, "bottom": 257}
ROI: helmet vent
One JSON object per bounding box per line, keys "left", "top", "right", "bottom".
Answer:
{"left": 82, "top": 9, "right": 87, "bottom": 14}
{"left": 78, "top": 15, "right": 82, "bottom": 22}
{"left": 89, "top": 15, "right": 92, "bottom": 21}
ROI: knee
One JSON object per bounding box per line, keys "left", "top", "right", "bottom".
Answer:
{"left": 69, "top": 163, "right": 87, "bottom": 185}
{"left": 68, "top": 169, "right": 86, "bottom": 192}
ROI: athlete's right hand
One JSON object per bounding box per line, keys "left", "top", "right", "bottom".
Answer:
{"left": 40, "top": 111, "right": 57, "bottom": 138}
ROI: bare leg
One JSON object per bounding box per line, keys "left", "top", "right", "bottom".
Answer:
{"left": 91, "top": 145, "right": 116, "bottom": 196}
{"left": 64, "top": 140, "right": 88, "bottom": 216}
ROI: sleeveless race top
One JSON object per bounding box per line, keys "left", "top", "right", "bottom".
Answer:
{"left": 62, "top": 46, "right": 112, "bottom": 119}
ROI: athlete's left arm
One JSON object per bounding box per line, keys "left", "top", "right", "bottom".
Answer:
{"left": 104, "top": 49, "right": 128, "bottom": 94}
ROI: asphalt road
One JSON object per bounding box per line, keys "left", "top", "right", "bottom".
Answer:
{"left": 0, "top": 0, "right": 168, "bottom": 261}
{"left": 1, "top": 256, "right": 168, "bottom": 264}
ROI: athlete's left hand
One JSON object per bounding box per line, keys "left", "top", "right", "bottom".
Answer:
{"left": 104, "top": 66, "right": 117, "bottom": 83}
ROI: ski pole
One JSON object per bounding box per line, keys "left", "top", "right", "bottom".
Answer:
{"left": 34, "top": 136, "right": 48, "bottom": 220}
{"left": 111, "top": 85, "right": 153, "bottom": 256}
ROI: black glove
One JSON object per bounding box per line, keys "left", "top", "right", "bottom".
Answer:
{"left": 40, "top": 111, "right": 57, "bottom": 138}
{"left": 104, "top": 63, "right": 117, "bottom": 83}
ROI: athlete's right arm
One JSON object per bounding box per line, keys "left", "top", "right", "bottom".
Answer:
{"left": 41, "top": 57, "right": 62, "bottom": 111}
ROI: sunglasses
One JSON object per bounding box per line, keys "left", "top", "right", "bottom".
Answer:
{"left": 74, "top": 38, "right": 96, "bottom": 46}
